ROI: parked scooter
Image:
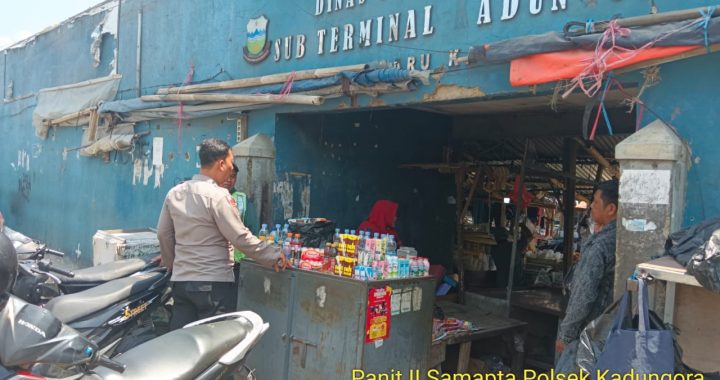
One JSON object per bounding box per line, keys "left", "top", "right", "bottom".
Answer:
{"left": 13, "top": 245, "right": 159, "bottom": 305}
{"left": 0, "top": 295, "right": 268, "bottom": 379}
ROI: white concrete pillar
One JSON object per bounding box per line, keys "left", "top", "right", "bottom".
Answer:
{"left": 614, "top": 119, "right": 691, "bottom": 299}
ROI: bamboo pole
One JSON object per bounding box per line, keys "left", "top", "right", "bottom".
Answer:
{"left": 141, "top": 93, "right": 325, "bottom": 105}
{"left": 157, "top": 63, "right": 370, "bottom": 95}
{"left": 45, "top": 107, "right": 95, "bottom": 127}
{"left": 616, "top": 43, "right": 720, "bottom": 75}
{"left": 574, "top": 137, "right": 619, "bottom": 178}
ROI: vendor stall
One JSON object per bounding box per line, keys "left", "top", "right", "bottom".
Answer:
{"left": 237, "top": 261, "right": 435, "bottom": 380}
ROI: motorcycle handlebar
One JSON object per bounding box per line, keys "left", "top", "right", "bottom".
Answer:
{"left": 38, "top": 261, "right": 75, "bottom": 278}
{"left": 97, "top": 355, "right": 126, "bottom": 373}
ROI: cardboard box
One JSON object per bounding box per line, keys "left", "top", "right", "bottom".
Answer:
{"left": 92, "top": 228, "right": 159, "bottom": 265}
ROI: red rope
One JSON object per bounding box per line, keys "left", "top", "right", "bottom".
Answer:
{"left": 565, "top": 17, "right": 705, "bottom": 99}
{"left": 273, "top": 71, "right": 296, "bottom": 99}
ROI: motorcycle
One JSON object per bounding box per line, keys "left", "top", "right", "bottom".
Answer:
{"left": 0, "top": 295, "right": 268, "bottom": 379}
{"left": 13, "top": 246, "right": 157, "bottom": 305}
{"left": 45, "top": 269, "right": 171, "bottom": 357}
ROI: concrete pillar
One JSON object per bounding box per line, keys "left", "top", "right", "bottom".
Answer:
{"left": 613, "top": 119, "right": 690, "bottom": 299}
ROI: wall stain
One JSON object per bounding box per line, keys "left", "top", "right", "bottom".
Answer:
{"left": 423, "top": 84, "right": 486, "bottom": 102}
{"left": 18, "top": 174, "right": 31, "bottom": 200}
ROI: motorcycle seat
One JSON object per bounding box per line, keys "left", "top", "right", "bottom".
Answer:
{"left": 45, "top": 272, "right": 164, "bottom": 323}
{"left": 91, "top": 319, "right": 251, "bottom": 380}
{"left": 57, "top": 259, "right": 147, "bottom": 284}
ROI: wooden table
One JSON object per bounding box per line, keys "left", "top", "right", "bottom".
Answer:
{"left": 635, "top": 257, "right": 720, "bottom": 372}
{"left": 637, "top": 256, "right": 700, "bottom": 323}
{"left": 436, "top": 301, "right": 528, "bottom": 374}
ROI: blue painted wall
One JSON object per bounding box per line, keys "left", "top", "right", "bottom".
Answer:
{"left": 640, "top": 54, "right": 720, "bottom": 225}
{"left": 274, "top": 110, "right": 456, "bottom": 267}
{"left": 1, "top": 0, "right": 719, "bottom": 265}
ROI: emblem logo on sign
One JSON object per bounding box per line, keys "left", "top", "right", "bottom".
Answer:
{"left": 243, "top": 15, "right": 270, "bottom": 64}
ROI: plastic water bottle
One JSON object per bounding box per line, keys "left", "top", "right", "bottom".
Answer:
{"left": 259, "top": 224, "right": 268, "bottom": 241}
{"left": 386, "top": 235, "right": 397, "bottom": 257}
{"left": 282, "top": 224, "right": 290, "bottom": 236}
{"left": 333, "top": 228, "right": 341, "bottom": 244}
{"left": 291, "top": 234, "right": 302, "bottom": 267}
{"left": 273, "top": 224, "right": 282, "bottom": 240}
{"left": 283, "top": 235, "right": 292, "bottom": 262}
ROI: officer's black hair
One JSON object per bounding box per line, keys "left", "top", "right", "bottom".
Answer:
{"left": 596, "top": 179, "right": 619, "bottom": 208}
{"left": 198, "top": 139, "right": 231, "bottom": 167}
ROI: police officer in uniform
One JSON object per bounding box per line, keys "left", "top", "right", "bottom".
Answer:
{"left": 157, "top": 138, "right": 287, "bottom": 330}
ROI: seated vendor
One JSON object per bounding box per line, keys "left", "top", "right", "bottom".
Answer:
{"left": 358, "top": 200, "right": 402, "bottom": 245}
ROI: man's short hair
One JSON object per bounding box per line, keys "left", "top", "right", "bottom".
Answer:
{"left": 198, "top": 139, "right": 231, "bottom": 167}
{"left": 596, "top": 179, "right": 619, "bottom": 207}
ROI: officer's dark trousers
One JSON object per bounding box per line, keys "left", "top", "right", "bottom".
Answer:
{"left": 169, "top": 281, "right": 237, "bottom": 331}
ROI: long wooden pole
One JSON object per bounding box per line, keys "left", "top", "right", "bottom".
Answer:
{"left": 562, "top": 138, "right": 578, "bottom": 275}
{"left": 459, "top": 167, "right": 482, "bottom": 225}
{"left": 574, "top": 138, "right": 618, "bottom": 178}
{"left": 45, "top": 107, "right": 95, "bottom": 127}
{"left": 141, "top": 93, "right": 325, "bottom": 105}
{"left": 157, "top": 63, "right": 370, "bottom": 95}
{"left": 506, "top": 140, "right": 530, "bottom": 317}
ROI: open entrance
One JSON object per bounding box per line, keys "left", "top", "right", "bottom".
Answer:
{"left": 273, "top": 89, "right": 636, "bottom": 371}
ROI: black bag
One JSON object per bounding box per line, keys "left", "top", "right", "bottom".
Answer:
{"left": 664, "top": 218, "right": 720, "bottom": 266}
{"left": 687, "top": 229, "right": 720, "bottom": 292}
{"left": 288, "top": 218, "right": 336, "bottom": 248}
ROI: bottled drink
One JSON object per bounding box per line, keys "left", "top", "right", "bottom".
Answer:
{"left": 259, "top": 224, "right": 268, "bottom": 241}
{"left": 282, "top": 224, "right": 290, "bottom": 236}
{"left": 386, "top": 235, "right": 397, "bottom": 257}
{"left": 350, "top": 229, "right": 356, "bottom": 236}
{"left": 273, "top": 224, "right": 282, "bottom": 240}
{"left": 283, "top": 235, "right": 292, "bottom": 262}
{"left": 267, "top": 235, "right": 275, "bottom": 246}
{"left": 333, "top": 228, "right": 341, "bottom": 244}
{"left": 378, "top": 234, "right": 387, "bottom": 257}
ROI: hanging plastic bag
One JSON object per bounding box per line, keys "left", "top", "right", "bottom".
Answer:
{"left": 591, "top": 279, "right": 674, "bottom": 377}
{"left": 664, "top": 218, "right": 720, "bottom": 266}
{"left": 687, "top": 229, "right": 720, "bottom": 292}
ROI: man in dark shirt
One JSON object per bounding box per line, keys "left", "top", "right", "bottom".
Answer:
{"left": 556, "top": 179, "right": 619, "bottom": 372}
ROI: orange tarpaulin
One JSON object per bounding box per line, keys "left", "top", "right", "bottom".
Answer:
{"left": 509, "top": 46, "right": 697, "bottom": 87}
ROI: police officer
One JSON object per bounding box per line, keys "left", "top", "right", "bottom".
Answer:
{"left": 157, "top": 138, "right": 287, "bottom": 330}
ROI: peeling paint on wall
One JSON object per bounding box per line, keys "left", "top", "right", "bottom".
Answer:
{"left": 90, "top": 4, "right": 119, "bottom": 68}
{"left": 17, "top": 150, "right": 30, "bottom": 171}
{"left": 132, "top": 159, "right": 142, "bottom": 186}
{"left": 300, "top": 177, "right": 311, "bottom": 217}
{"left": 142, "top": 158, "right": 153, "bottom": 186}
{"left": 422, "top": 84, "right": 486, "bottom": 102}
{"left": 273, "top": 173, "right": 312, "bottom": 220}
{"left": 274, "top": 179, "right": 294, "bottom": 220}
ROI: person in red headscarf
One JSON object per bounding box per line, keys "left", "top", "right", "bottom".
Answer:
{"left": 358, "top": 200, "right": 402, "bottom": 246}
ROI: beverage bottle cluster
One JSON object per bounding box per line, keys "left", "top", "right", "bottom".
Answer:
{"left": 257, "top": 224, "right": 429, "bottom": 280}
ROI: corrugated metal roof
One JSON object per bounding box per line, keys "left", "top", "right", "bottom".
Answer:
{"left": 460, "top": 134, "right": 627, "bottom": 163}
